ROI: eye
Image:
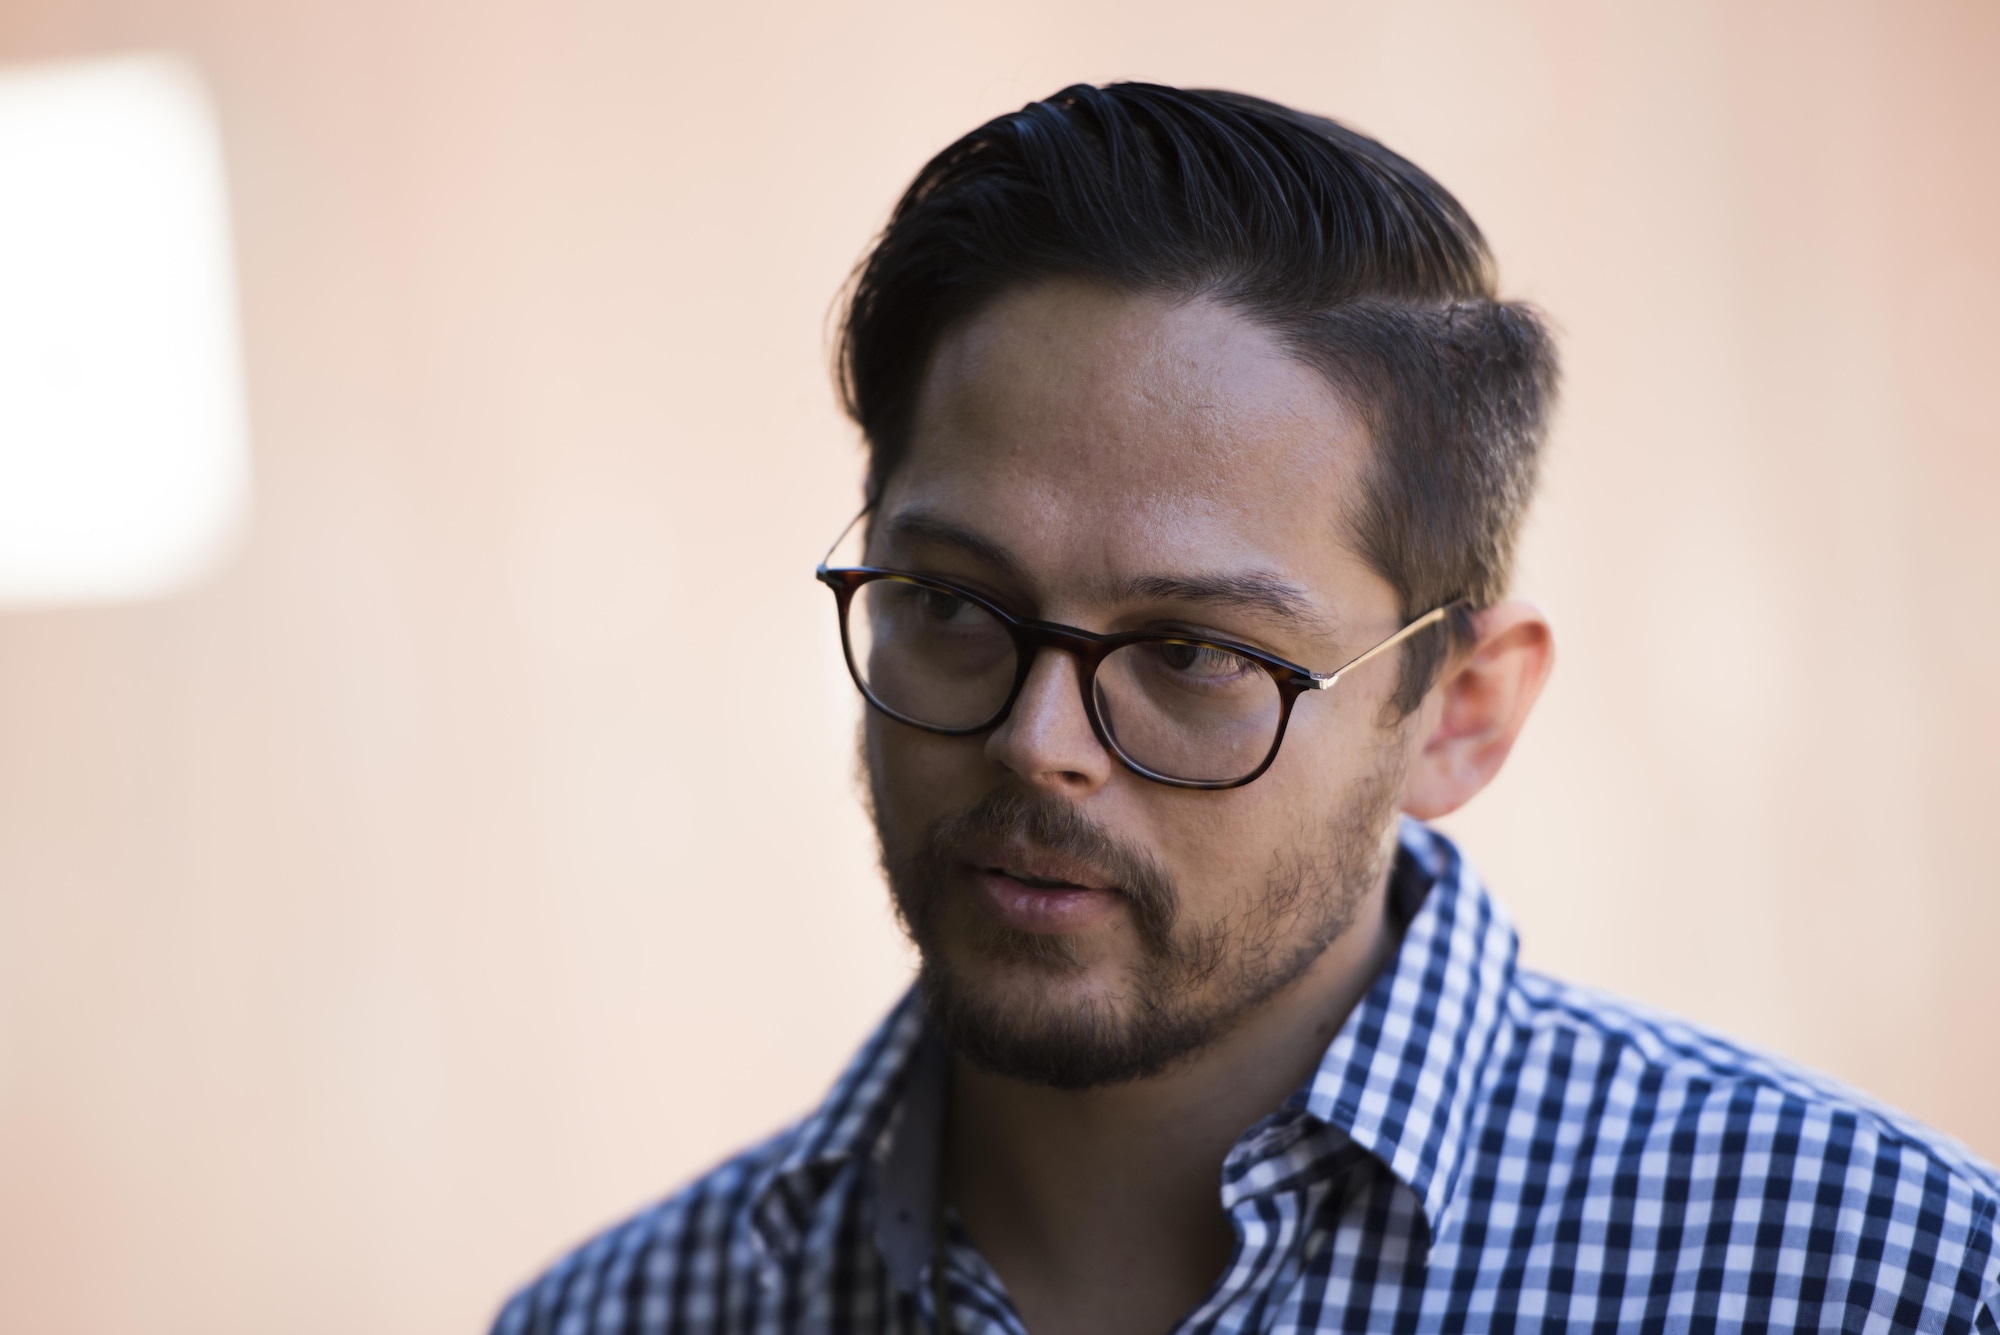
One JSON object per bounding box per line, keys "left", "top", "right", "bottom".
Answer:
{"left": 1156, "top": 640, "right": 1256, "bottom": 680}
{"left": 918, "top": 588, "right": 975, "bottom": 623}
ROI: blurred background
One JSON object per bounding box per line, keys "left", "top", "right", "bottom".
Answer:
{"left": 0, "top": 1, "right": 1994, "bottom": 1330}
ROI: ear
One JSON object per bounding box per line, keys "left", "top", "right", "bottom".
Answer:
{"left": 1400, "top": 599, "right": 1554, "bottom": 820}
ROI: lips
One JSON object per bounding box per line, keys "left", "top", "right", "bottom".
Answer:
{"left": 996, "top": 868, "right": 1090, "bottom": 890}
{"left": 972, "top": 843, "right": 1120, "bottom": 895}
{"left": 961, "top": 843, "right": 1125, "bottom": 935}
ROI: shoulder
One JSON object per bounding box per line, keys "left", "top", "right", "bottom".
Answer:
{"left": 1507, "top": 969, "right": 1999, "bottom": 1191}
{"left": 488, "top": 1132, "right": 784, "bottom": 1335}
{"left": 488, "top": 992, "right": 931, "bottom": 1334}
{"left": 488, "top": 990, "right": 933, "bottom": 1334}
{"left": 1478, "top": 969, "right": 2000, "bottom": 1324}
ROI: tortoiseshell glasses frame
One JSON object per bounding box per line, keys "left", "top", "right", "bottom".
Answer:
{"left": 816, "top": 523, "right": 1459, "bottom": 790}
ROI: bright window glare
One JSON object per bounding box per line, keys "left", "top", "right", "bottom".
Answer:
{"left": 0, "top": 54, "right": 250, "bottom": 609}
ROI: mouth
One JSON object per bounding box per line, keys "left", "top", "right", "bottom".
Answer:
{"left": 961, "top": 848, "right": 1125, "bottom": 935}
{"left": 996, "top": 869, "right": 1090, "bottom": 890}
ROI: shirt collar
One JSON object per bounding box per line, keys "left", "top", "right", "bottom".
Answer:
{"left": 1288, "top": 818, "right": 1518, "bottom": 1236}
{"left": 742, "top": 990, "right": 932, "bottom": 1275}
{"left": 744, "top": 819, "right": 1516, "bottom": 1276}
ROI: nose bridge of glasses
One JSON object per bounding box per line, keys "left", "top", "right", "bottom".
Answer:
{"left": 1010, "top": 620, "right": 1132, "bottom": 730}
{"left": 1015, "top": 615, "right": 1118, "bottom": 662}
{"left": 993, "top": 633, "right": 1117, "bottom": 770}
{"left": 1010, "top": 622, "right": 1107, "bottom": 716}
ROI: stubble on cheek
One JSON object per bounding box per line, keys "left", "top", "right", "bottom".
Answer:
{"left": 857, "top": 704, "right": 1412, "bottom": 1090}
{"left": 857, "top": 716, "right": 936, "bottom": 898}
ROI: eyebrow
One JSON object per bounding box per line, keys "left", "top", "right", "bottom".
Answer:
{"left": 881, "top": 508, "right": 1335, "bottom": 635}
{"left": 881, "top": 510, "right": 1034, "bottom": 581}
{"left": 1117, "top": 571, "right": 1334, "bottom": 634}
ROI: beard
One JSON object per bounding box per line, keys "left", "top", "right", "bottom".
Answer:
{"left": 874, "top": 757, "right": 1405, "bottom": 1092}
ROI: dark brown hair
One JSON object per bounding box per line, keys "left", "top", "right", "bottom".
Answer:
{"left": 836, "top": 82, "right": 1558, "bottom": 711}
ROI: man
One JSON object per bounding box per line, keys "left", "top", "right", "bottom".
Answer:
{"left": 495, "top": 84, "right": 1999, "bottom": 1333}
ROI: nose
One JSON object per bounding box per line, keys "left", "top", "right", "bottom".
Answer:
{"left": 984, "top": 647, "right": 1116, "bottom": 795}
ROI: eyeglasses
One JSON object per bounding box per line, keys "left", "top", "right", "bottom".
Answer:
{"left": 816, "top": 529, "right": 1458, "bottom": 790}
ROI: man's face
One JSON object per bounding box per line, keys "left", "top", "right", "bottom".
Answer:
{"left": 864, "top": 280, "right": 1417, "bottom": 1089}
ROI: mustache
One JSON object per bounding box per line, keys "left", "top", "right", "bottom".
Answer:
{"left": 909, "top": 787, "right": 1181, "bottom": 949}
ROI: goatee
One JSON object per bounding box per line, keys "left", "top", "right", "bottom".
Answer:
{"left": 877, "top": 765, "right": 1401, "bottom": 1091}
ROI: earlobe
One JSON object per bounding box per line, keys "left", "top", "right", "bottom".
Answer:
{"left": 1400, "top": 600, "right": 1554, "bottom": 820}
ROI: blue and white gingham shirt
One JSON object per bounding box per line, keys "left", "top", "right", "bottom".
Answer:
{"left": 495, "top": 822, "right": 2000, "bottom": 1333}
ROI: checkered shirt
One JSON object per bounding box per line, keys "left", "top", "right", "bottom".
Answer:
{"left": 494, "top": 821, "right": 2000, "bottom": 1333}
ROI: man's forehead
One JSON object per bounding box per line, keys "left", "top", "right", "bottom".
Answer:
{"left": 914, "top": 282, "right": 1366, "bottom": 491}
{"left": 890, "top": 282, "right": 1374, "bottom": 594}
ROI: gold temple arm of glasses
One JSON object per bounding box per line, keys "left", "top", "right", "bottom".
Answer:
{"left": 1309, "top": 603, "right": 1456, "bottom": 690}
{"left": 818, "top": 507, "right": 871, "bottom": 570}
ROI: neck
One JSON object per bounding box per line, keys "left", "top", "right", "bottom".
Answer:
{"left": 940, "top": 883, "right": 1399, "bottom": 1335}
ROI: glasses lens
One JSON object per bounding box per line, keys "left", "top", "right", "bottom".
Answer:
{"left": 1095, "top": 640, "right": 1283, "bottom": 784}
{"left": 846, "top": 577, "right": 1018, "bottom": 730}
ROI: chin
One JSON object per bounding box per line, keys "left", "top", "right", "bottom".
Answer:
{"left": 963, "top": 943, "right": 1129, "bottom": 1007}
{"left": 916, "top": 940, "right": 1222, "bottom": 1091}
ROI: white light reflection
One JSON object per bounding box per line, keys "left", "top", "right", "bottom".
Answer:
{"left": 0, "top": 53, "right": 249, "bottom": 609}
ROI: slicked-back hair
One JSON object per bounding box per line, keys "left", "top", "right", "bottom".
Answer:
{"left": 836, "top": 82, "right": 1559, "bottom": 714}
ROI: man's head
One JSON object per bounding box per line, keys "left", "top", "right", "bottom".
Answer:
{"left": 832, "top": 84, "right": 1557, "bottom": 1090}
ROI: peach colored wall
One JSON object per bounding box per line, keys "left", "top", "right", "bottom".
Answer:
{"left": 0, "top": 3, "right": 1993, "bottom": 1331}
